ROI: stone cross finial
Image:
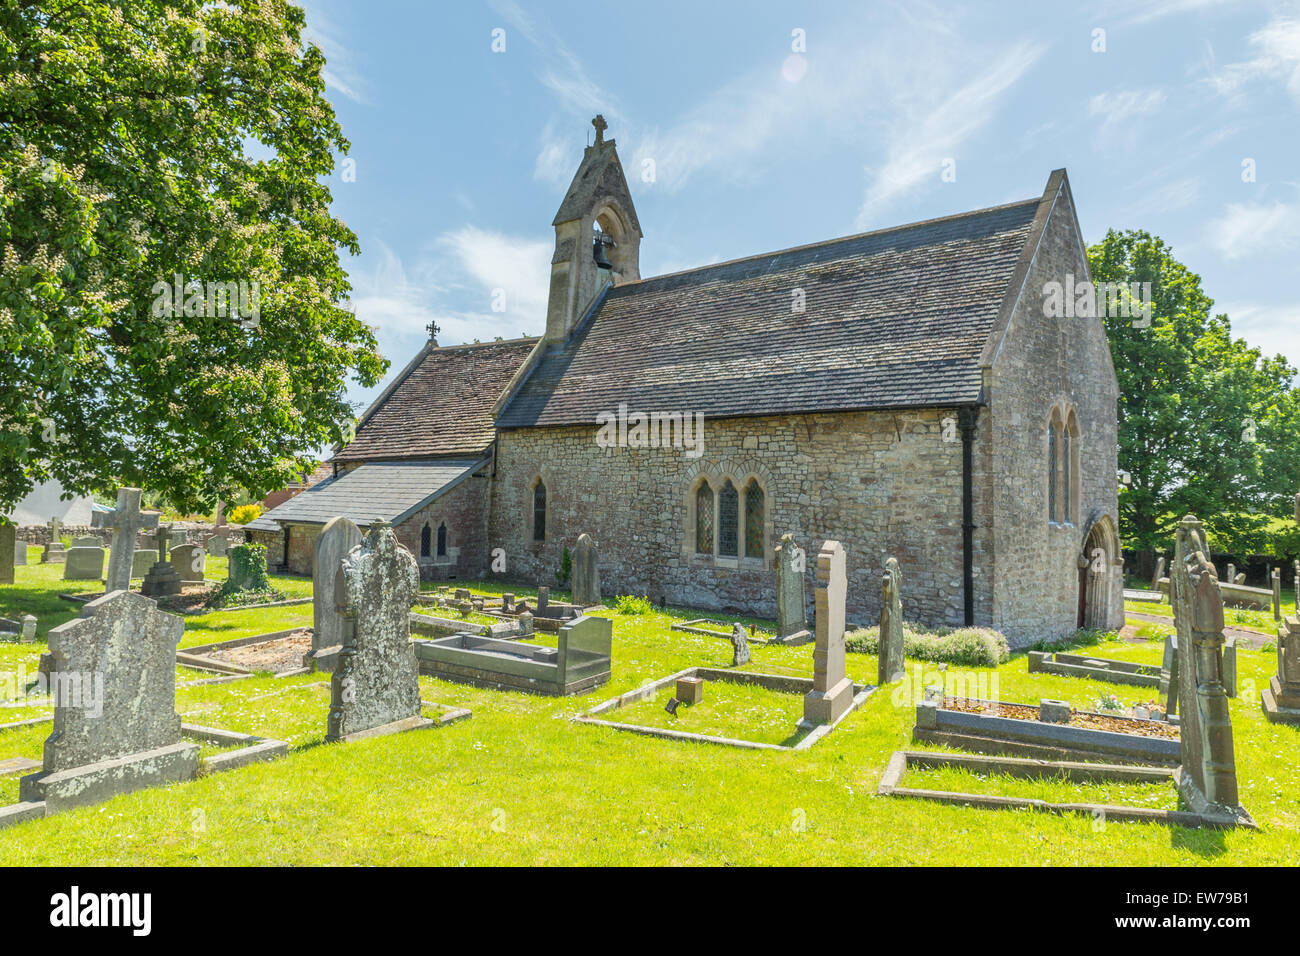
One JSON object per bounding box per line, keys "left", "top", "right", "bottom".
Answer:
{"left": 592, "top": 114, "right": 607, "bottom": 145}
{"left": 93, "top": 488, "right": 161, "bottom": 593}
{"left": 155, "top": 523, "right": 173, "bottom": 557}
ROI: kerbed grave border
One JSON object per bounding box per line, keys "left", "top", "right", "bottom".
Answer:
{"left": 573, "top": 666, "right": 876, "bottom": 751}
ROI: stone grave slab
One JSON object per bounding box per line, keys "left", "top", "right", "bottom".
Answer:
{"left": 62, "top": 546, "right": 106, "bottom": 582}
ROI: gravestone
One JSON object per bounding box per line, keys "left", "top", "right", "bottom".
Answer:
{"left": 802, "top": 540, "right": 853, "bottom": 727}
{"left": 20, "top": 614, "right": 36, "bottom": 644}
{"left": 141, "top": 525, "right": 182, "bottom": 598}
{"left": 207, "top": 532, "right": 229, "bottom": 557}
{"left": 1169, "top": 515, "right": 1246, "bottom": 818}
{"left": 1151, "top": 556, "right": 1166, "bottom": 591}
{"left": 1223, "top": 636, "right": 1238, "bottom": 698}
{"left": 41, "top": 517, "right": 66, "bottom": 564}
{"left": 1263, "top": 493, "right": 1300, "bottom": 725}
{"left": 537, "top": 586, "right": 550, "bottom": 615}
{"left": 19, "top": 591, "right": 197, "bottom": 811}
{"left": 775, "top": 533, "right": 807, "bottom": 638}
{"left": 1234, "top": 573, "right": 1246, "bottom": 585}
{"left": 131, "top": 550, "right": 157, "bottom": 579}
{"left": 62, "top": 546, "right": 106, "bottom": 582}
{"left": 0, "top": 524, "right": 14, "bottom": 585}
{"left": 1226, "top": 563, "right": 1236, "bottom": 584}
{"left": 13, "top": 532, "right": 26, "bottom": 566}
{"left": 572, "top": 533, "right": 601, "bottom": 606}
{"left": 502, "top": 592, "right": 515, "bottom": 613}
{"left": 326, "top": 521, "right": 424, "bottom": 741}
{"left": 71, "top": 536, "right": 99, "bottom": 548}
{"left": 1272, "top": 569, "right": 1282, "bottom": 622}
{"left": 1159, "top": 633, "right": 1179, "bottom": 715}
{"left": 312, "top": 516, "right": 362, "bottom": 662}
{"left": 729, "top": 622, "right": 750, "bottom": 666}
{"left": 170, "top": 544, "right": 205, "bottom": 583}
{"left": 93, "top": 488, "right": 161, "bottom": 592}
{"left": 226, "top": 543, "right": 269, "bottom": 592}
{"left": 879, "top": 556, "right": 905, "bottom": 684}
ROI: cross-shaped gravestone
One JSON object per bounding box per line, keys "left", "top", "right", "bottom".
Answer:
{"left": 802, "top": 540, "right": 854, "bottom": 726}
{"left": 93, "top": 489, "right": 161, "bottom": 592}
{"left": 327, "top": 521, "right": 422, "bottom": 740}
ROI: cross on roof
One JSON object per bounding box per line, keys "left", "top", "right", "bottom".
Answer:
{"left": 426, "top": 320, "right": 440, "bottom": 343}
{"left": 592, "top": 114, "right": 607, "bottom": 145}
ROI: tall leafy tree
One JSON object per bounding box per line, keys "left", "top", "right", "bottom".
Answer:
{"left": 1089, "top": 229, "right": 1299, "bottom": 558}
{"left": 0, "top": 0, "right": 386, "bottom": 514}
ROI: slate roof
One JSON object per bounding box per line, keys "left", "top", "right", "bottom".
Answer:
{"left": 247, "top": 460, "right": 484, "bottom": 529}
{"left": 497, "top": 196, "right": 1043, "bottom": 429}
{"left": 334, "top": 337, "right": 538, "bottom": 462}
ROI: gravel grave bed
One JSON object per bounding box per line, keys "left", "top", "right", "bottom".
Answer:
{"left": 199, "top": 629, "right": 312, "bottom": 674}
{"left": 942, "top": 697, "right": 1180, "bottom": 739}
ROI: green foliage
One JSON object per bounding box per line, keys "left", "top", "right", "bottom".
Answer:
{"left": 228, "top": 503, "right": 262, "bottom": 525}
{"left": 1088, "top": 230, "right": 1300, "bottom": 554}
{"left": 614, "top": 594, "right": 654, "bottom": 615}
{"left": 210, "top": 542, "right": 280, "bottom": 606}
{"left": 0, "top": 1, "right": 387, "bottom": 514}
{"left": 556, "top": 546, "right": 572, "bottom": 587}
{"left": 845, "top": 623, "right": 1010, "bottom": 667}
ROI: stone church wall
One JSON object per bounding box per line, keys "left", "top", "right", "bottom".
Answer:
{"left": 986, "top": 184, "right": 1122, "bottom": 646}
{"left": 489, "top": 408, "right": 995, "bottom": 631}
{"left": 395, "top": 473, "right": 491, "bottom": 581}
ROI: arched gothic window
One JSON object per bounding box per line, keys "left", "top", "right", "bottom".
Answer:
{"left": 437, "top": 522, "right": 447, "bottom": 557}
{"left": 718, "top": 480, "right": 739, "bottom": 557}
{"left": 695, "top": 481, "right": 714, "bottom": 555}
{"left": 744, "top": 479, "right": 765, "bottom": 559}
{"left": 420, "top": 523, "right": 431, "bottom": 558}
{"left": 1065, "top": 411, "right": 1080, "bottom": 525}
{"left": 532, "top": 480, "right": 546, "bottom": 542}
{"left": 1048, "top": 414, "right": 1060, "bottom": 524}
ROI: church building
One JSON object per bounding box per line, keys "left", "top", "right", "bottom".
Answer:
{"left": 247, "top": 117, "right": 1124, "bottom": 647}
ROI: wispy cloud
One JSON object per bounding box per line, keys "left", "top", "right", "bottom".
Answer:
{"left": 1206, "top": 200, "right": 1300, "bottom": 259}
{"left": 1115, "top": 0, "right": 1240, "bottom": 25}
{"left": 300, "top": 2, "right": 370, "bottom": 105}
{"left": 1219, "top": 301, "right": 1300, "bottom": 365}
{"left": 1088, "top": 89, "right": 1168, "bottom": 137}
{"left": 1204, "top": 15, "right": 1300, "bottom": 105}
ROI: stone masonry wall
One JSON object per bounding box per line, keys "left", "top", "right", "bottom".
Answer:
{"left": 488, "top": 409, "right": 995, "bottom": 630}
{"left": 987, "top": 183, "right": 1123, "bottom": 646}
{"left": 395, "top": 473, "right": 490, "bottom": 581}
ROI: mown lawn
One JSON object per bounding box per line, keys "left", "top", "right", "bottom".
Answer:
{"left": 1, "top": 560, "right": 1298, "bottom": 865}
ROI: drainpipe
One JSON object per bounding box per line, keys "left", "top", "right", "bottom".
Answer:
{"left": 958, "top": 407, "right": 979, "bottom": 626}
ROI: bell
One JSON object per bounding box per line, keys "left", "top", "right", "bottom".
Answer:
{"left": 592, "top": 237, "right": 613, "bottom": 270}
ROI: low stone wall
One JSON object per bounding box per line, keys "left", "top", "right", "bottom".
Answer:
{"left": 16, "top": 523, "right": 246, "bottom": 548}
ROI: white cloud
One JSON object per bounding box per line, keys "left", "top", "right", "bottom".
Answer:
{"left": 1128, "top": 175, "right": 1202, "bottom": 216}
{"left": 300, "top": 4, "right": 370, "bottom": 105}
{"left": 1206, "top": 201, "right": 1300, "bottom": 259}
{"left": 1205, "top": 16, "right": 1300, "bottom": 105}
{"left": 1220, "top": 302, "right": 1300, "bottom": 367}
{"left": 1088, "top": 89, "right": 1168, "bottom": 133}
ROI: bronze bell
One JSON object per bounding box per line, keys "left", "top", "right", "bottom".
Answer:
{"left": 592, "top": 236, "right": 613, "bottom": 270}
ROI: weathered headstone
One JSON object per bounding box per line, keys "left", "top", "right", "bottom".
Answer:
{"left": 206, "top": 532, "right": 229, "bottom": 557}
{"left": 729, "top": 622, "right": 750, "bottom": 666}
{"left": 537, "top": 586, "right": 550, "bottom": 616}
{"left": 141, "top": 524, "right": 182, "bottom": 598}
{"left": 1223, "top": 636, "right": 1238, "bottom": 698}
{"left": 13, "top": 532, "right": 26, "bottom": 566}
{"left": 170, "top": 544, "right": 205, "bottom": 583}
{"left": 1159, "top": 632, "right": 1179, "bottom": 716}
{"left": 1169, "top": 515, "right": 1246, "bottom": 819}
{"left": 879, "top": 556, "right": 905, "bottom": 684}
{"left": 1226, "top": 563, "right": 1236, "bottom": 584}
{"left": 20, "top": 614, "right": 36, "bottom": 644}
{"left": 41, "top": 517, "right": 66, "bottom": 564}
{"left": 131, "top": 550, "right": 157, "bottom": 579}
{"left": 311, "top": 516, "right": 362, "bottom": 662}
{"left": 502, "top": 592, "right": 515, "bottom": 613}
{"left": 226, "top": 543, "right": 269, "bottom": 592}
{"left": 71, "top": 536, "right": 99, "bottom": 548}
{"left": 62, "top": 546, "right": 106, "bottom": 582}
{"left": 1263, "top": 493, "right": 1300, "bottom": 725}
{"left": 93, "top": 488, "right": 161, "bottom": 592}
{"left": 802, "top": 540, "right": 853, "bottom": 727}
{"left": 19, "top": 591, "right": 197, "bottom": 811}
{"left": 1234, "top": 572, "right": 1246, "bottom": 585}
{"left": 1151, "top": 555, "right": 1166, "bottom": 591}
{"left": 0, "top": 524, "right": 14, "bottom": 585}
{"left": 572, "top": 533, "right": 602, "bottom": 606}
{"left": 775, "top": 533, "right": 807, "bottom": 638}
{"left": 326, "top": 521, "right": 424, "bottom": 741}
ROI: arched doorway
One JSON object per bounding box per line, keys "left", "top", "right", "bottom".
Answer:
{"left": 1079, "top": 515, "right": 1121, "bottom": 631}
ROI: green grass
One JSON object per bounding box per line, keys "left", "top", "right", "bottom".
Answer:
{"left": 901, "top": 764, "right": 1182, "bottom": 811}
{"left": 610, "top": 680, "right": 813, "bottom": 747}
{"left": 1, "top": 569, "right": 1299, "bottom": 864}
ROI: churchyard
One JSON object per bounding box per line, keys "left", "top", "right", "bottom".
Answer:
{"left": 1, "top": 525, "right": 1299, "bottom": 865}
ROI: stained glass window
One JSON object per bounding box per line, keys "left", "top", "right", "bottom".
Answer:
{"left": 695, "top": 482, "right": 714, "bottom": 554}
{"left": 718, "top": 480, "right": 739, "bottom": 557}
{"left": 744, "top": 480, "right": 765, "bottom": 559}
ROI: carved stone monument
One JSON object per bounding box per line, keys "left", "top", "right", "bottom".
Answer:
{"left": 1169, "top": 515, "right": 1249, "bottom": 823}
{"left": 879, "top": 556, "right": 905, "bottom": 684}
{"left": 170, "top": 544, "right": 205, "bottom": 583}
{"left": 1151, "top": 555, "right": 1166, "bottom": 592}
{"left": 141, "top": 524, "right": 182, "bottom": 598}
{"left": 62, "top": 546, "right": 106, "bottom": 582}
{"left": 572, "top": 533, "right": 601, "bottom": 606}
{"left": 18, "top": 591, "right": 198, "bottom": 812}
{"left": 801, "top": 540, "right": 853, "bottom": 727}
{"left": 207, "top": 531, "right": 229, "bottom": 557}
{"left": 93, "top": 488, "right": 161, "bottom": 593}
{"left": 1263, "top": 493, "right": 1300, "bottom": 725}
{"left": 13, "top": 531, "right": 26, "bottom": 566}
{"left": 41, "top": 517, "right": 66, "bottom": 564}
{"left": 326, "top": 521, "right": 428, "bottom": 741}
{"left": 775, "top": 533, "right": 807, "bottom": 639}
{"left": 311, "top": 516, "right": 362, "bottom": 668}
{"left": 729, "top": 622, "right": 751, "bottom": 666}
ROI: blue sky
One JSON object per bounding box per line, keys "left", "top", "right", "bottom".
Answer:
{"left": 298, "top": 0, "right": 1300, "bottom": 413}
